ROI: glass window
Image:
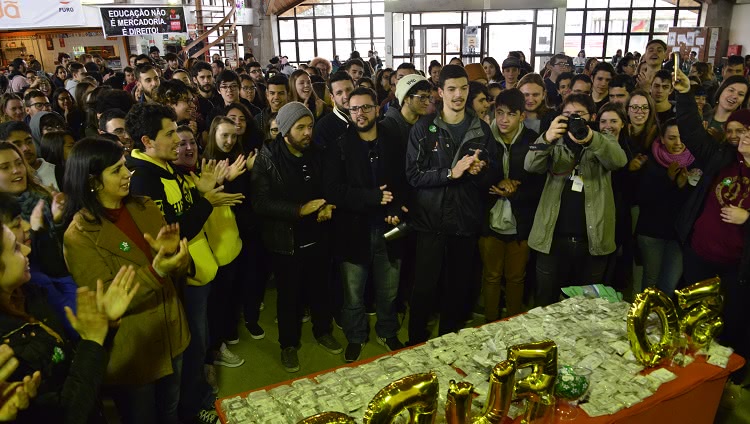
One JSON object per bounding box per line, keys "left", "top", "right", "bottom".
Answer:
{"left": 372, "top": 2, "right": 384, "bottom": 14}
{"left": 352, "top": 2, "right": 370, "bottom": 15}
{"left": 632, "top": 0, "right": 654, "bottom": 6}
{"left": 317, "top": 41, "right": 334, "bottom": 61}
{"left": 630, "top": 10, "right": 652, "bottom": 32}
{"left": 537, "top": 27, "right": 553, "bottom": 54}
{"left": 334, "top": 17, "right": 351, "bottom": 38}
{"left": 279, "top": 19, "right": 296, "bottom": 40}
{"left": 316, "top": 18, "right": 333, "bottom": 39}
{"left": 373, "top": 16, "right": 384, "bottom": 38}
{"left": 354, "top": 40, "right": 372, "bottom": 55}
{"left": 280, "top": 42, "right": 297, "bottom": 61}
{"left": 280, "top": 8, "right": 295, "bottom": 18}
{"left": 298, "top": 41, "right": 315, "bottom": 62}
{"left": 445, "top": 28, "right": 461, "bottom": 53}
{"left": 628, "top": 35, "right": 650, "bottom": 54}
{"left": 609, "top": 0, "right": 631, "bottom": 7}
{"left": 421, "top": 12, "right": 462, "bottom": 24}
{"left": 654, "top": 0, "right": 675, "bottom": 6}
{"left": 296, "top": 6, "right": 314, "bottom": 18}
{"left": 606, "top": 35, "right": 627, "bottom": 57}
{"left": 584, "top": 35, "right": 605, "bottom": 59}
{"left": 333, "top": 3, "right": 350, "bottom": 15}
{"left": 564, "top": 35, "right": 582, "bottom": 57}
{"left": 353, "top": 17, "right": 371, "bottom": 38}
{"left": 609, "top": 10, "right": 630, "bottom": 32}
{"left": 297, "top": 19, "right": 314, "bottom": 39}
{"left": 538, "top": 10, "right": 554, "bottom": 26}
{"left": 678, "top": 9, "right": 700, "bottom": 27}
{"left": 566, "top": 11, "right": 584, "bottom": 33}
{"left": 586, "top": 11, "right": 607, "bottom": 33}
{"left": 567, "top": 0, "right": 585, "bottom": 7}
{"left": 654, "top": 9, "right": 675, "bottom": 33}
{"left": 467, "top": 11, "right": 482, "bottom": 27}
{"left": 314, "top": 4, "right": 332, "bottom": 16}
{"left": 373, "top": 40, "right": 385, "bottom": 58}
{"left": 335, "top": 40, "right": 352, "bottom": 57}
{"left": 680, "top": 0, "right": 701, "bottom": 6}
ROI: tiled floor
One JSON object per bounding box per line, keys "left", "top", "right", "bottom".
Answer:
{"left": 215, "top": 287, "right": 750, "bottom": 424}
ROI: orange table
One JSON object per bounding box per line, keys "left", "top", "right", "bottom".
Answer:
{"left": 216, "top": 349, "right": 744, "bottom": 424}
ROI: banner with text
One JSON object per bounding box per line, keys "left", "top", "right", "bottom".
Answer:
{"left": 0, "top": 0, "right": 85, "bottom": 29}
{"left": 100, "top": 6, "right": 186, "bottom": 37}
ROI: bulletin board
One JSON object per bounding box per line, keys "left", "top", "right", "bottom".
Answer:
{"left": 667, "top": 27, "right": 722, "bottom": 65}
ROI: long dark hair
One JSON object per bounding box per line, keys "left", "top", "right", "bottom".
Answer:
{"left": 0, "top": 143, "right": 50, "bottom": 199}
{"left": 63, "top": 137, "right": 138, "bottom": 225}
{"left": 204, "top": 116, "right": 242, "bottom": 162}
{"left": 222, "top": 103, "right": 263, "bottom": 152}
{"left": 481, "top": 57, "right": 502, "bottom": 82}
{"left": 39, "top": 130, "right": 70, "bottom": 169}
{"left": 714, "top": 75, "right": 750, "bottom": 109}
{"left": 598, "top": 102, "right": 630, "bottom": 140}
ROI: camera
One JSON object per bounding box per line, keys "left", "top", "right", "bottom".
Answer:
{"left": 566, "top": 113, "right": 589, "bottom": 140}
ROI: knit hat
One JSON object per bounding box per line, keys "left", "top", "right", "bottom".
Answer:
{"left": 465, "top": 63, "right": 486, "bottom": 82}
{"left": 276, "top": 102, "right": 314, "bottom": 136}
{"left": 502, "top": 58, "right": 520, "bottom": 70}
{"left": 727, "top": 109, "right": 750, "bottom": 128}
{"left": 395, "top": 74, "right": 428, "bottom": 105}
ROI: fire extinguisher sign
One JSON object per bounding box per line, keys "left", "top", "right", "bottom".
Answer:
{"left": 99, "top": 6, "right": 187, "bottom": 37}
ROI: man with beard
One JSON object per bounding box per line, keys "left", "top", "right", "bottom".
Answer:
{"left": 314, "top": 71, "right": 354, "bottom": 148}
{"left": 191, "top": 61, "right": 222, "bottom": 128}
{"left": 254, "top": 74, "right": 289, "bottom": 134}
{"left": 247, "top": 61, "right": 267, "bottom": 109}
{"left": 8, "top": 58, "right": 29, "bottom": 94}
{"left": 251, "top": 102, "right": 342, "bottom": 373}
{"left": 135, "top": 63, "right": 161, "bottom": 104}
{"left": 323, "top": 87, "right": 406, "bottom": 362}
{"left": 405, "top": 65, "right": 498, "bottom": 344}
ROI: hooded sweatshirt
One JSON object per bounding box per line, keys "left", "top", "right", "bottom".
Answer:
{"left": 27, "top": 111, "right": 61, "bottom": 191}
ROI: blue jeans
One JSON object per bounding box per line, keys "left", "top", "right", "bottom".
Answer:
{"left": 637, "top": 235, "right": 683, "bottom": 295}
{"left": 178, "top": 284, "right": 214, "bottom": 419}
{"left": 111, "top": 355, "right": 183, "bottom": 424}
{"left": 340, "top": 227, "right": 400, "bottom": 344}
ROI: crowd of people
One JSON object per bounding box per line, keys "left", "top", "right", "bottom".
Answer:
{"left": 0, "top": 38, "right": 746, "bottom": 423}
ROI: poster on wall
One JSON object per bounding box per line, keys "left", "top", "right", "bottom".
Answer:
{"left": 0, "top": 0, "right": 85, "bottom": 29}
{"left": 99, "top": 6, "right": 186, "bottom": 37}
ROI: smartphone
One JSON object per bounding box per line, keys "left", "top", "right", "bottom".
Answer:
{"left": 672, "top": 52, "right": 680, "bottom": 83}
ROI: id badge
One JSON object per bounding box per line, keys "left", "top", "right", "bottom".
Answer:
{"left": 571, "top": 174, "right": 583, "bottom": 192}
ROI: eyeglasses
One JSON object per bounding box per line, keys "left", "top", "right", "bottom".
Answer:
{"left": 269, "top": 127, "right": 280, "bottom": 135}
{"left": 219, "top": 84, "right": 239, "bottom": 91}
{"left": 409, "top": 94, "right": 432, "bottom": 103}
{"left": 349, "top": 104, "right": 376, "bottom": 114}
{"left": 553, "top": 62, "right": 569, "bottom": 67}
{"left": 628, "top": 105, "right": 650, "bottom": 112}
{"left": 31, "top": 102, "right": 51, "bottom": 110}
{"left": 249, "top": 69, "right": 262, "bottom": 74}
{"left": 242, "top": 86, "right": 256, "bottom": 92}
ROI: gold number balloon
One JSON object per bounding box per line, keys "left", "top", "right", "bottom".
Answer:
{"left": 445, "top": 380, "right": 475, "bottom": 424}
{"left": 627, "top": 288, "right": 680, "bottom": 367}
{"left": 363, "top": 371, "right": 439, "bottom": 424}
{"left": 508, "top": 340, "right": 558, "bottom": 424}
{"left": 472, "top": 359, "right": 516, "bottom": 424}
{"left": 675, "top": 277, "right": 724, "bottom": 350}
{"left": 297, "top": 411, "right": 357, "bottom": 424}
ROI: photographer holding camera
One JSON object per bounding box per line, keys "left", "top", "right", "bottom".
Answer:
{"left": 524, "top": 94, "right": 627, "bottom": 306}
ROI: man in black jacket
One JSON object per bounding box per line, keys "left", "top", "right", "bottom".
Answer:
{"left": 480, "top": 88, "right": 544, "bottom": 321}
{"left": 314, "top": 71, "right": 354, "bottom": 148}
{"left": 251, "top": 102, "right": 343, "bottom": 373}
{"left": 324, "top": 87, "right": 407, "bottom": 362}
{"left": 254, "top": 74, "right": 289, "bottom": 135}
{"left": 405, "top": 65, "right": 498, "bottom": 344}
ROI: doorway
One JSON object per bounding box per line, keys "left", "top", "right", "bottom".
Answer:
{"left": 411, "top": 25, "right": 461, "bottom": 73}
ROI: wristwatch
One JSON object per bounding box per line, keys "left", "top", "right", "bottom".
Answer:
{"left": 447, "top": 169, "right": 453, "bottom": 179}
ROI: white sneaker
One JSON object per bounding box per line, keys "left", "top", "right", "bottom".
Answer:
{"left": 213, "top": 343, "right": 245, "bottom": 368}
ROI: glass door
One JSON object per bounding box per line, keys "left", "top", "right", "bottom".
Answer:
{"left": 484, "top": 23, "right": 534, "bottom": 66}
{"left": 411, "top": 25, "right": 462, "bottom": 71}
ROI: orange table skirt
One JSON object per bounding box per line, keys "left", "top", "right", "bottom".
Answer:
{"left": 216, "top": 350, "right": 744, "bottom": 424}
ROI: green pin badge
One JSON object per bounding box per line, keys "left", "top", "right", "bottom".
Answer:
{"left": 428, "top": 124, "right": 437, "bottom": 133}
{"left": 119, "top": 241, "right": 131, "bottom": 252}
{"left": 51, "top": 346, "right": 65, "bottom": 364}
{"left": 722, "top": 177, "right": 733, "bottom": 187}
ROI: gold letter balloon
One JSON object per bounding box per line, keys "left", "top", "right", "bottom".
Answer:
{"left": 363, "top": 371, "right": 439, "bottom": 424}
{"left": 445, "top": 380, "right": 475, "bottom": 424}
{"left": 627, "top": 287, "right": 680, "bottom": 367}
{"left": 675, "top": 277, "right": 723, "bottom": 350}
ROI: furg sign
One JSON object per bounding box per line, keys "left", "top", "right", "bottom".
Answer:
{"left": 0, "top": 0, "right": 85, "bottom": 28}
{"left": 100, "top": 6, "right": 187, "bottom": 37}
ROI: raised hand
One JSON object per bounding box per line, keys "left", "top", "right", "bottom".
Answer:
{"left": 666, "top": 162, "right": 681, "bottom": 181}
{"left": 152, "top": 238, "right": 190, "bottom": 277}
{"left": 190, "top": 159, "right": 222, "bottom": 193}
{"left": 223, "top": 155, "right": 248, "bottom": 182}
{"left": 144, "top": 223, "right": 180, "bottom": 255}
{"left": 467, "top": 150, "right": 486, "bottom": 175}
{"left": 65, "top": 288, "right": 109, "bottom": 346}
{"left": 51, "top": 192, "right": 66, "bottom": 224}
{"left": 96, "top": 265, "right": 139, "bottom": 321}
{"left": 29, "top": 200, "right": 45, "bottom": 232}
{"left": 203, "top": 185, "right": 244, "bottom": 207}
{"left": 628, "top": 154, "right": 648, "bottom": 172}
{"left": 450, "top": 154, "right": 476, "bottom": 180}
{"left": 246, "top": 148, "right": 258, "bottom": 171}
{"left": 0, "top": 345, "right": 40, "bottom": 422}
{"left": 673, "top": 68, "right": 691, "bottom": 94}
{"left": 545, "top": 115, "right": 568, "bottom": 143}
{"left": 300, "top": 199, "right": 326, "bottom": 217}
{"left": 379, "top": 185, "right": 394, "bottom": 205}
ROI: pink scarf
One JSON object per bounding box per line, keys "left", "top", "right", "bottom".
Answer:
{"left": 651, "top": 137, "right": 695, "bottom": 169}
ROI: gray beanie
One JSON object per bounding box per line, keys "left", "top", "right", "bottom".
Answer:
{"left": 276, "top": 102, "right": 313, "bottom": 136}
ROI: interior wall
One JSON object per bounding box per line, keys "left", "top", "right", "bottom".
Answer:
{"left": 728, "top": 4, "right": 750, "bottom": 56}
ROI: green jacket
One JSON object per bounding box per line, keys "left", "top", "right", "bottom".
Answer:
{"left": 524, "top": 131, "right": 627, "bottom": 255}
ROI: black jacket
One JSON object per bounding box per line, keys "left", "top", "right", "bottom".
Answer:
{"left": 250, "top": 137, "right": 328, "bottom": 255}
{"left": 674, "top": 91, "right": 750, "bottom": 283}
{"left": 482, "top": 125, "right": 544, "bottom": 240}
{"left": 635, "top": 152, "right": 692, "bottom": 240}
{"left": 405, "top": 110, "right": 499, "bottom": 236}
{"left": 4, "top": 285, "right": 108, "bottom": 423}
{"left": 382, "top": 106, "right": 413, "bottom": 146}
{"left": 126, "top": 151, "right": 213, "bottom": 241}
{"left": 313, "top": 107, "right": 350, "bottom": 149}
{"left": 323, "top": 124, "right": 407, "bottom": 263}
